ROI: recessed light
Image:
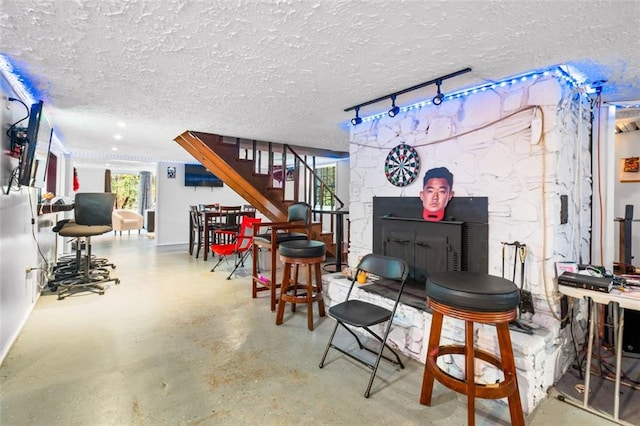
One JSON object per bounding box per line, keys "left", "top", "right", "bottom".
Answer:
{"left": 112, "top": 147, "right": 118, "bottom": 151}
{"left": 117, "top": 121, "right": 126, "bottom": 128}
{"left": 114, "top": 134, "right": 122, "bottom": 140}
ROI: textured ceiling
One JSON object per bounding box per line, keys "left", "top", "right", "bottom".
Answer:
{"left": 1, "top": 0, "right": 639, "bottom": 171}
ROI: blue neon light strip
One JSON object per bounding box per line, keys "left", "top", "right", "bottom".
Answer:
{"left": 0, "top": 53, "right": 45, "bottom": 103}
{"left": 355, "top": 66, "right": 585, "bottom": 124}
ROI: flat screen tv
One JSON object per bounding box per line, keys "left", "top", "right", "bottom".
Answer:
{"left": 184, "top": 164, "right": 223, "bottom": 187}
{"left": 17, "top": 100, "right": 52, "bottom": 188}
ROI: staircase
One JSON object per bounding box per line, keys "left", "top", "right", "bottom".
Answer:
{"left": 174, "top": 130, "right": 347, "bottom": 259}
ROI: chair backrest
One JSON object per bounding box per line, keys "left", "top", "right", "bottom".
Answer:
{"left": 219, "top": 205, "right": 242, "bottom": 230}
{"left": 190, "top": 209, "right": 203, "bottom": 229}
{"left": 74, "top": 193, "right": 116, "bottom": 226}
{"left": 236, "top": 216, "right": 262, "bottom": 252}
{"left": 357, "top": 254, "right": 409, "bottom": 282}
{"left": 348, "top": 254, "right": 409, "bottom": 300}
{"left": 287, "top": 202, "right": 311, "bottom": 225}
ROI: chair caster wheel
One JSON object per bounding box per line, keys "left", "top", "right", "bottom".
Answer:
{"left": 115, "top": 279, "right": 121, "bottom": 285}
{"left": 50, "top": 285, "right": 58, "bottom": 292}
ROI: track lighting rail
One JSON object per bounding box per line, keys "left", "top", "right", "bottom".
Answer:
{"left": 344, "top": 67, "right": 472, "bottom": 113}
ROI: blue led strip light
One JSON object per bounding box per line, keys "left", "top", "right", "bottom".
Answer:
{"left": 357, "top": 66, "right": 583, "bottom": 124}
{"left": 0, "top": 53, "right": 44, "bottom": 105}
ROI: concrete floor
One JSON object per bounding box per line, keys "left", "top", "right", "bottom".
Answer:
{"left": 0, "top": 233, "right": 615, "bottom": 425}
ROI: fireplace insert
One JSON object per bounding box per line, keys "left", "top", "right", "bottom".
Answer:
{"left": 373, "top": 196, "right": 488, "bottom": 290}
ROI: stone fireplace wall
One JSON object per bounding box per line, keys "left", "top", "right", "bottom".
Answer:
{"left": 346, "top": 72, "right": 593, "bottom": 409}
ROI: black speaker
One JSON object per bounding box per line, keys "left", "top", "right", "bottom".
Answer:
{"left": 623, "top": 309, "right": 640, "bottom": 354}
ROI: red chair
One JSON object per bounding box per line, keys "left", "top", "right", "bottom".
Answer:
{"left": 210, "top": 215, "right": 262, "bottom": 279}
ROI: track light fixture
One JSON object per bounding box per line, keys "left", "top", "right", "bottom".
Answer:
{"left": 388, "top": 95, "right": 400, "bottom": 117}
{"left": 351, "top": 107, "right": 362, "bottom": 126}
{"left": 344, "top": 67, "right": 471, "bottom": 123}
{"left": 432, "top": 80, "right": 444, "bottom": 105}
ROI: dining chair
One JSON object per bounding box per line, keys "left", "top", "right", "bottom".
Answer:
{"left": 243, "top": 204, "right": 257, "bottom": 214}
{"left": 189, "top": 208, "right": 205, "bottom": 258}
{"left": 188, "top": 205, "right": 198, "bottom": 255}
{"left": 217, "top": 205, "right": 242, "bottom": 242}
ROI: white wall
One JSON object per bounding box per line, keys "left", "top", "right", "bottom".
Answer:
{"left": 0, "top": 79, "right": 58, "bottom": 364}
{"left": 615, "top": 130, "right": 640, "bottom": 264}
{"left": 74, "top": 166, "right": 107, "bottom": 194}
{"left": 155, "top": 161, "right": 248, "bottom": 246}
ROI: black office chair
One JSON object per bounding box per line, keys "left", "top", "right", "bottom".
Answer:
{"left": 319, "top": 253, "right": 409, "bottom": 398}
{"left": 49, "top": 193, "right": 120, "bottom": 300}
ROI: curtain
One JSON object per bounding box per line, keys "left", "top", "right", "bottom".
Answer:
{"left": 138, "top": 171, "right": 152, "bottom": 216}
{"left": 104, "top": 169, "right": 112, "bottom": 193}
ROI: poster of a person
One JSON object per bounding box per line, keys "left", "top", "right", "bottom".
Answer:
{"left": 419, "top": 167, "right": 454, "bottom": 221}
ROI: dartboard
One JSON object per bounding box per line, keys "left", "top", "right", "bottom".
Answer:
{"left": 384, "top": 144, "right": 420, "bottom": 187}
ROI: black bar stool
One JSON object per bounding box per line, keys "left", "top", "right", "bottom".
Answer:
{"left": 276, "top": 240, "right": 326, "bottom": 330}
{"left": 420, "top": 271, "right": 524, "bottom": 426}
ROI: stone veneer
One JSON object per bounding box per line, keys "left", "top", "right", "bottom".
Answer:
{"left": 344, "top": 71, "right": 593, "bottom": 414}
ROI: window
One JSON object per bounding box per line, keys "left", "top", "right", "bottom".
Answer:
{"left": 314, "top": 165, "right": 336, "bottom": 208}
{"left": 111, "top": 173, "right": 140, "bottom": 210}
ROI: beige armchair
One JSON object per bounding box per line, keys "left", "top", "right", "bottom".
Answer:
{"left": 112, "top": 209, "right": 144, "bottom": 235}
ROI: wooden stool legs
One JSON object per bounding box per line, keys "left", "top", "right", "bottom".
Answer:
{"left": 419, "top": 309, "right": 443, "bottom": 407}
{"left": 420, "top": 301, "right": 524, "bottom": 426}
{"left": 276, "top": 254, "right": 325, "bottom": 330}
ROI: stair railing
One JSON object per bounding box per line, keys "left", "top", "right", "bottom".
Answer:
{"left": 236, "top": 138, "right": 347, "bottom": 256}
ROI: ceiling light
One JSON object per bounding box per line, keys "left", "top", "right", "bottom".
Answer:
{"left": 351, "top": 107, "right": 362, "bottom": 126}
{"left": 343, "top": 68, "right": 471, "bottom": 124}
{"left": 388, "top": 95, "right": 400, "bottom": 117}
{"left": 432, "top": 80, "right": 444, "bottom": 105}
{"left": 114, "top": 134, "right": 122, "bottom": 140}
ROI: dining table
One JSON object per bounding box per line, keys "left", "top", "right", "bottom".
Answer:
{"left": 199, "top": 208, "right": 255, "bottom": 261}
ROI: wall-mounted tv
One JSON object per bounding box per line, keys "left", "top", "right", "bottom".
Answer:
{"left": 17, "top": 100, "right": 52, "bottom": 188}
{"left": 184, "top": 164, "right": 223, "bottom": 187}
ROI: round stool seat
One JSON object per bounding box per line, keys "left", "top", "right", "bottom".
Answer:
{"left": 276, "top": 240, "right": 326, "bottom": 331}
{"left": 279, "top": 240, "right": 326, "bottom": 258}
{"left": 427, "top": 271, "right": 519, "bottom": 312}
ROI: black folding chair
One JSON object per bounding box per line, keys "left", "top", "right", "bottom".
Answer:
{"left": 319, "top": 253, "right": 409, "bottom": 397}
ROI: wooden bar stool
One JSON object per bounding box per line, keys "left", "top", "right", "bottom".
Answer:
{"left": 420, "top": 271, "right": 524, "bottom": 426}
{"left": 276, "top": 240, "right": 326, "bottom": 330}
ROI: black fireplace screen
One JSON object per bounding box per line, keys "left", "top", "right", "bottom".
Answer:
{"left": 373, "top": 196, "right": 488, "bottom": 286}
